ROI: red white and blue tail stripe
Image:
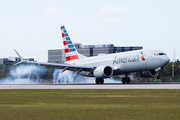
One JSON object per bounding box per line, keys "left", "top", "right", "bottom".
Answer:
{"left": 61, "top": 26, "right": 79, "bottom": 62}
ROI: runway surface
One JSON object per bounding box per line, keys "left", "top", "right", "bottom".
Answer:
{"left": 0, "top": 83, "right": 180, "bottom": 89}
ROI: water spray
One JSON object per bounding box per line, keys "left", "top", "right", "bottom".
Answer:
{"left": 0, "top": 64, "right": 121, "bottom": 84}
{"left": 0, "top": 64, "right": 47, "bottom": 84}
{"left": 53, "top": 69, "right": 121, "bottom": 84}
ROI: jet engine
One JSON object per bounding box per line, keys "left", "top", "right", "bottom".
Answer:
{"left": 139, "top": 70, "right": 158, "bottom": 78}
{"left": 93, "top": 65, "right": 113, "bottom": 78}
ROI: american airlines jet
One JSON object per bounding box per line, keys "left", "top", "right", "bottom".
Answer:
{"left": 15, "top": 26, "right": 170, "bottom": 84}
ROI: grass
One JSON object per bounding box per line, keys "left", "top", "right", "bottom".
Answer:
{"left": 0, "top": 89, "right": 180, "bottom": 120}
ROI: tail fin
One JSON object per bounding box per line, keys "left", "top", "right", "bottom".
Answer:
{"left": 60, "top": 26, "right": 86, "bottom": 62}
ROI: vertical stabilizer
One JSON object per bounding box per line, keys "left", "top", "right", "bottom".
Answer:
{"left": 60, "top": 26, "right": 86, "bottom": 62}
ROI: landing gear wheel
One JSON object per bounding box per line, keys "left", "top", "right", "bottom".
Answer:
{"left": 127, "top": 77, "right": 130, "bottom": 84}
{"left": 95, "top": 78, "right": 104, "bottom": 84}
{"left": 122, "top": 78, "right": 126, "bottom": 84}
{"left": 122, "top": 77, "right": 131, "bottom": 84}
{"left": 100, "top": 78, "right": 104, "bottom": 84}
{"left": 95, "top": 79, "right": 99, "bottom": 84}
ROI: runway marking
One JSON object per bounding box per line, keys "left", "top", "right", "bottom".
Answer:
{"left": 0, "top": 84, "right": 180, "bottom": 89}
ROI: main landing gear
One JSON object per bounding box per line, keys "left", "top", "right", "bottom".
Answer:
{"left": 95, "top": 78, "right": 104, "bottom": 84}
{"left": 122, "top": 74, "right": 131, "bottom": 84}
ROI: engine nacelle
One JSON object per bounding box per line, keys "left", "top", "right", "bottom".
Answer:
{"left": 93, "top": 65, "right": 113, "bottom": 78}
{"left": 139, "top": 70, "right": 158, "bottom": 78}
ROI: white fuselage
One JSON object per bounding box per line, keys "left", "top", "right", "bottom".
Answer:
{"left": 66, "top": 49, "right": 170, "bottom": 75}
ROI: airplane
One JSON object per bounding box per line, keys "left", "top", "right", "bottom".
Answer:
{"left": 15, "top": 26, "right": 170, "bottom": 84}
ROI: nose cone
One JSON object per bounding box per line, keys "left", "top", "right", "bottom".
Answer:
{"left": 162, "top": 56, "right": 170, "bottom": 67}
{"left": 167, "top": 56, "right": 170, "bottom": 63}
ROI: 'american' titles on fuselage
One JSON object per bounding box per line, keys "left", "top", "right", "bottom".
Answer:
{"left": 113, "top": 55, "right": 140, "bottom": 64}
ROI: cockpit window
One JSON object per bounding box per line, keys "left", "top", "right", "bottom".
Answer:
{"left": 159, "top": 53, "right": 167, "bottom": 55}
{"left": 154, "top": 53, "right": 167, "bottom": 56}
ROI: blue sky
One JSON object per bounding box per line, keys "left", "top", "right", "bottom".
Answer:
{"left": 0, "top": 0, "right": 180, "bottom": 62}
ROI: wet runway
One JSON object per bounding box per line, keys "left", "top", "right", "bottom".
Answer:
{"left": 0, "top": 83, "right": 180, "bottom": 89}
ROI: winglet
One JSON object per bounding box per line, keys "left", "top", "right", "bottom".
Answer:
{"left": 14, "top": 49, "right": 23, "bottom": 61}
{"left": 14, "top": 49, "right": 25, "bottom": 65}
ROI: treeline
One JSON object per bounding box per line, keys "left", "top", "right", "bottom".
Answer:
{"left": 159, "top": 59, "right": 180, "bottom": 77}
{"left": 0, "top": 63, "right": 14, "bottom": 78}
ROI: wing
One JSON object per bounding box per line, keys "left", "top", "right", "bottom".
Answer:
{"left": 18, "top": 61, "right": 95, "bottom": 77}
{"left": 14, "top": 49, "right": 95, "bottom": 76}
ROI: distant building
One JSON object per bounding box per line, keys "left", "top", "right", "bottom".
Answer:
{"left": 0, "top": 57, "right": 35, "bottom": 65}
{"left": 48, "top": 43, "right": 143, "bottom": 64}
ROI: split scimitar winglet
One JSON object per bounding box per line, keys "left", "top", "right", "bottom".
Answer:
{"left": 14, "top": 49, "right": 25, "bottom": 66}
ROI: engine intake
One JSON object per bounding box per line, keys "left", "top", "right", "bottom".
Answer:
{"left": 139, "top": 70, "right": 158, "bottom": 78}
{"left": 93, "top": 65, "right": 113, "bottom": 78}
